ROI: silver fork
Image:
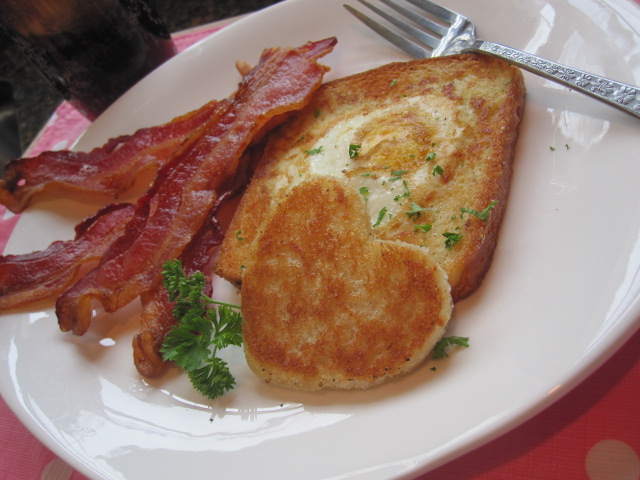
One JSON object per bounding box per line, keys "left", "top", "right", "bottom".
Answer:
{"left": 344, "top": 0, "right": 640, "bottom": 120}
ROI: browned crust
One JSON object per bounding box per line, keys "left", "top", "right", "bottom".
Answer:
{"left": 241, "top": 177, "right": 451, "bottom": 390}
{"left": 444, "top": 59, "right": 526, "bottom": 300}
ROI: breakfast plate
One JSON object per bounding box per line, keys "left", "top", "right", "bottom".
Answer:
{"left": 1, "top": 0, "right": 640, "bottom": 478}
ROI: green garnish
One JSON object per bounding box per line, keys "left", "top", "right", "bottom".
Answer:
{"left": 359, "top": 186, "right": 370, "bottom": 200}
{"left": 349, "top": 144, "right": 362, "bottom": 159}
{"left": 401, "top": 179, "right": 410, "bottom": 198}
{"left": 373, "top": 207, "right": 388, "bottom": 227}
{"left": 305, "top": 146, "right": 323, "bottom": 155}
{"left": 425, "top": 152, "right": 436, "bottom": 162}
{"left": 432, "top": 336, "right": 470, "bottom": 359}
{"left": 443, "top": 232, "right": 463, "bottom": 248}
{"left": 432, "top": 164, "right": 443, "bottom": 176}
{"left": 460, "top": 200, "right": 498, "bottom": 220}
{"left": 235, "top": 230, "right": 244, "bottom": 240}
{"left": 389, "top": 170, "right": 408, "bottom": 181}
{"left": 160, "top": 259, "right": 243, "bottom": 399}
{"left": 394, "top": 180, "right": 411, "bottom": 202}
{"left": 390, "top": 78, "right": 397, "bottom": 87}
{"left": 414, "top": 224, "right": 432, "bottom": 233}
{"left": 405, "top": 202, "right": 437, "bottom": 218}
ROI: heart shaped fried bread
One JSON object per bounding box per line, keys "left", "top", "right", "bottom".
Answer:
{"left": 240, "top": 176, "right": 452, "bottom": 391}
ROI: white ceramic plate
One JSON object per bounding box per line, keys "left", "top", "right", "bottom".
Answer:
{"left": 2, "top": 0, "right": 640, "bottom": 478}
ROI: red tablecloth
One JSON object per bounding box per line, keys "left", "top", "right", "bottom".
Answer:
{"left": 1, "top": 12, "right": 639, "bottom": 480}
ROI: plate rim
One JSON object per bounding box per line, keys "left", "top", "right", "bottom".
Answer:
{"left": 2, "top": 0, "right": 640, "bottom": 479}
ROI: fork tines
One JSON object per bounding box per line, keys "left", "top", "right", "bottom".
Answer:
{"left": 344, "top": 0, "right": 444, "bottom": 58}
{"left": 344, "top": 0, "right": 467, "bottom": 58}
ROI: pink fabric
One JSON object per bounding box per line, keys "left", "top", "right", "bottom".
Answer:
{"left": 2, "top": 13, "right": 640, "bottom": 480}
{"left": 419, "top": 329, "right": 640, "bottom": 479}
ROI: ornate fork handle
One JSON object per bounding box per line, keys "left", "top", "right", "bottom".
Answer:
{"left": 471, "top": 41, "right": 640, "bottom": 119}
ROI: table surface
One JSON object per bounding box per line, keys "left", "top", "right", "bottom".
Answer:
{"left": 1, "top": 1, "right": 639, "bottom": 480}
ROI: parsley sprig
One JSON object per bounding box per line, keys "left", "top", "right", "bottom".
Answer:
{"left": 304, "top": 146, "right": 323, "bottom": 155}
{"left": 443, "top": 231, "right": 463, "bottom": 249}
{"left": 373, "top": 206, "right": 388, "bottom": 227}
{"left": 349, "top": 143, "right": 362, "bottom": 159}
{"left": 405, "top": 202, "right": 438, "bottom": 219}
{"left": 160, "top": 259, "right": 243, "bottom": 399}
{"left": 460, "top": 200, "right": 498, "bottom": 220}
{"left": 432, "top": 336, "right": 470, "bottom": 359}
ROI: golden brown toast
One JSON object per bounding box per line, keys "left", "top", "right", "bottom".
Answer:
{"left": 215, "top": 53, "right": 525, "bottom": 302}
{"left": 240, "top": 176, "right": 452, "bottom": 390}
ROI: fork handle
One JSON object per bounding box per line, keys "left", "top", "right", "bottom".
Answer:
{"left": 472, "top": 41, "right": 640, "bottom": 120}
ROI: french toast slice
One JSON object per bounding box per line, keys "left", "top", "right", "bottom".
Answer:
{"left": 240, "top": 176, "right": 452, "bottom": 391}
{"left": 215, "top": 53, "right": 525, "bottom": 302}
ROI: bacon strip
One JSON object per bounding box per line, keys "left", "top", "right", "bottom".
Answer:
{"left": 0, "top": 100, "right": 219, "bottom": 213}
{"left": 56, "top": 37, "right": 337, "bottom": 337}
{"left": 133, "top": 143, "right": 261, "bottom": 378}
{"left": 133, "top": 214, "right": 224, "bottom": 378}
{"left": 0, "top": 203, "right": 135, "bottom": 310}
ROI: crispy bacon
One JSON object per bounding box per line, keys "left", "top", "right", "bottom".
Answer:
{"left": 133, "top": 215, "right": 224, "bottom": 378}
{"left": 133, "top": 144, "right": 261, "bottom": 378}
{"left": 0, "top": 100, "right": 219, "bottom": 213}
{"left": 56, "top": 38, "right": 337, "bottom": 338}
{"left": 0, "top": 203, "right": 135, "bottom": 310}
